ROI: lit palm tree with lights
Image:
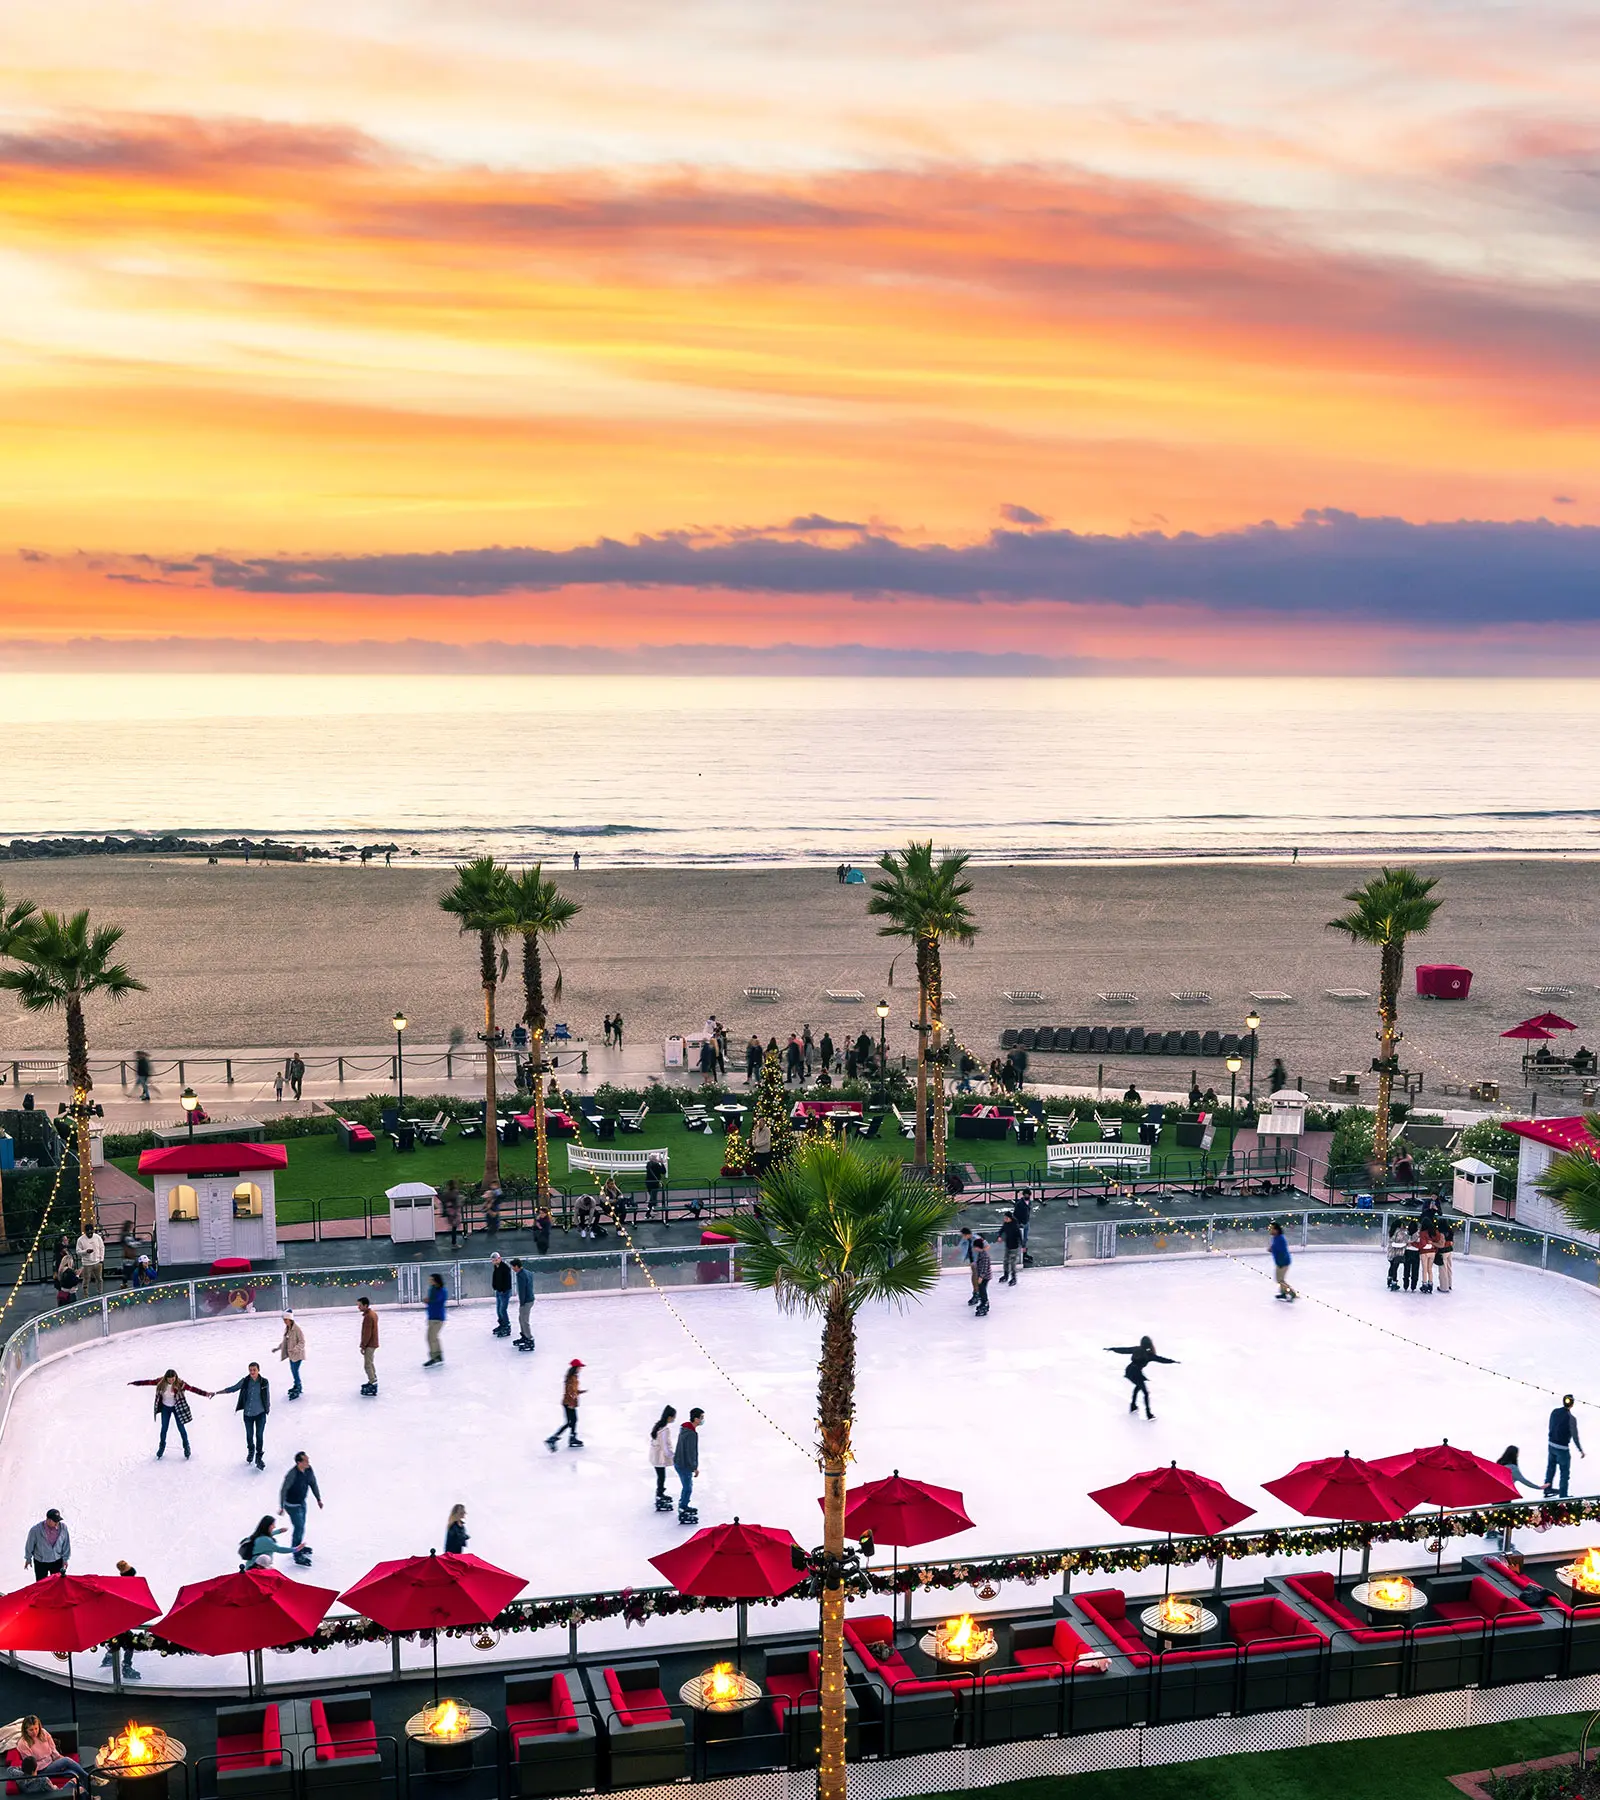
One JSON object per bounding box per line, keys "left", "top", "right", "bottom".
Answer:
{"left": 506, "top": 865, "right": 580, "bottom": 1205}
{"left": 0, "top": 908, "right": 145, "bottom": 1232}
{"left": 1536, "top": 1116, "right": 1600, "bottom": 1233}
{"left": 725, "top": 1140, "right": 951, "bottom": 1800}
{"left": 867, "top": 841, "right": 978, "bottom": 1187}
{"left": 440, "top": 855, "right": 514, "bottom": 1190}
{"left": 1327, "top": 867, "right": 1442, "bottom": 1180}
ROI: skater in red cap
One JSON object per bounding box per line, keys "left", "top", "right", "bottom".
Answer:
{"left": 546, "top": 1359, "right": 585, "bottom": 1450}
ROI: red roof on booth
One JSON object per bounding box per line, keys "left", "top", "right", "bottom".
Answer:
{"left": 137, "top": 1143, "right": 288, "bottom": 1175}
{"left": 1500, "top": 1118, "right": 1597, "bottom": 1155}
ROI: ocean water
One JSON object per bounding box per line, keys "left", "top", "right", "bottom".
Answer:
{"left": 5, "top": 673, "right": 1599, "bottom": 865}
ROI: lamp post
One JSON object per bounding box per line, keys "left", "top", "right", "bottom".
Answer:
{"left": 181, "top": 1086, "right": 199, "bottom": 1142}
{"left": 1225, "top": 1053, "right": 1243, "bottom": 1175}
{"left": 1245, "top": 1009, "right": 1261, "bottom": 1106}
{"left": 876, "top": 999, "right": 889, "bottom": 1084}
{"left": 393, "top": 1010, "right": 408, "bottom": 1104}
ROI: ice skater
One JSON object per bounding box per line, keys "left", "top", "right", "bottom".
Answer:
{"left": 240, "top": 1515, "right": 296, "bottom": 1570}
{"left": 1267, "top": 1222, "right": 1298, "bottom": 1300}
{"left": 23, "top": 1510, "right": 70, "bottom": 1580}
{"left": 424, "top": 1272, "right": 448, "bottom": 1366}
{"left": 277, "top": 1451, "right": 322, "bottom": 1562}
{"left": 512, "top": 1257, "right": 535, "bottom": 1350}
{"left": 219, "top": 1361, "right": 272, "bottom": 1468}
{"left": 357, "top": 1296, "right": 379, "bottom": 1395}
{"left": 1106, "top": 1338, "right": 1177, "bottom": 1420}
{"left": 129, "top": 1369, "right": 214, "bottom": 1459}
{"left": 998, "top": 1212, "right": 1023, "bottom": 1286}
{"left": 490, "top": 1252, "right": 513, "bottom": 1337}
{"left": 546, "top": 1359, "right": 585, "bottom": 1450}
{"left": 1546, "top": 1395, "right": 1585, "bottom": 1498}
{"left": 674, "top": 1406, "right": 703, "bottom": 1524}
{"left": 649, "top": 1406, "right": 678, "bottom": 1512}
{"left": 971, "top": 1237, "right": 992, "bottom": 1315}
{"left": 444, "top": 1503, "right": 469, "bottom": 1553}
{"left": 275, "top": 1310, "right": 305, "bottom": 1398}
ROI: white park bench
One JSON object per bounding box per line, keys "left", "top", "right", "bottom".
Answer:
{"left": 567, "top": 1146, "right": 670, "bottom": 1175}
{"left": 744, "top": 986, "right": 781, "bottom": 1002}
{"left": 1047, "top": 1141, "right": 1152, "bottom": 1173}
{"left": 8, "top": 1059, "right": 67, "bottom": 1085}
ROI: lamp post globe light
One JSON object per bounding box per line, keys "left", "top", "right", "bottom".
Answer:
{"left": 1245, "top": 1009, "right": 1261, "bottom": 1105}
{"left": 393, "top": 1010, "right": 408, "bottom": 1103}
{"left": 180, "top": 1085, "right": 199, "bottom": 1142}
{"left": 1225, "top": 1053, "right": 1243, "bottom": 1174}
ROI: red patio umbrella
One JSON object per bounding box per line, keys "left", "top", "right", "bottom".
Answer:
{"left": 821, "top": 1470, "right": 975, "bottom": 1633}
{"left": 651, "top": 1518, "right": 803, "bottom": 1669}
{"left": 0, "top": 1573, "right": 158, "bottom": 1719}
{"left": 1528, "top": 1013, "right": 1579, "bottom": 1032}
{"left": 1372, "top": 1441, "right": 1518, "bottom": 1571}
{"left": 1262, "top": 1452, "right": 1420, "bottom": 1585}
{"left": 341, "top": 1551, "right": 526, "bottom": 1698}
{"left": 1502, "top": 1022, "right": 1555, "bottom": 1042}
{"left": 156, "top": 1567, "right": 339, "bottom": 1695}
{"left": 1090, "top": 1463, "right": 1255, "bottom": 1593}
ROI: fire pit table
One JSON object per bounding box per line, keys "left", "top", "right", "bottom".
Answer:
{"left": 918, "top": 1614, "right": 1000, "bottom": 1672}
{"left": 1349, "top": 1576, "right": 1430, "bottom": 1630}
{"left": 1138, "top": 1597, "right": 1219, "bottom": 1654}
{"left": 1554, "top": 1551, "right": 1600, "bottom": 1609}
{"left": 92, "top": 1724, "right": 187, "bottom": 1800}
{"left": 404, "top": 1700, "right": 492, "bottom": 1776}
{"left": 679, "top": 1663, "right": 763, "bottom": 1744}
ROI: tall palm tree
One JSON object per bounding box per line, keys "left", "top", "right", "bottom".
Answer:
{"left": 867, "top": 842, "right": 978, "bottom": 1185}
{"left": 440, "top": 855, "right": 513, "bottom": 1189}
{"left": 505, "top": 865, "right": 580, "bottom": 1204}
{"left": 724, "top": 1141, "right": 951, "bottom": 1800}
{"left": 0, "top": 910, "right": 145, "bottom": 1231}
{"left": 1327, "top": 867, "right": 1442, "bottom": 1180}
{"left": 1536, "top": 1115, "right": 1600, "bottom": 1231}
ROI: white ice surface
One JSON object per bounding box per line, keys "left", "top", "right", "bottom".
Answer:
{"left": 3, "top": 1250, "right": 1596, "bottom": 1692}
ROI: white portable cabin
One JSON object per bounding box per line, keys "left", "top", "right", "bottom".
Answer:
{"left": 139, "top": 1141, "right": 287, "bottom": 1266}
{"left": 1500, "top": 1117, "right": 1598, "bottom": 1244}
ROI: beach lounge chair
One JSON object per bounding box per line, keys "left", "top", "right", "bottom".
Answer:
{"left": 891, "top": 1104, "right": 915, "bottom": 1139}
{"left": 456, "top": 1112, "right": 484, "bottom": 1140}
{"left": 681, "top": 1106, "right": 712, "bottom": 1133}
{"left": 619, "top": 1103, "right": 649, "bottom": 1132}
{"left": 335, "top": 1118, "right": 377, "bottom": 1154}
{"left": 744, "top": 985, "right": 781, "bottom": 1003}
{"left": 1092, "top": 1113, "right": 1121, "bottom": 1142}
{"left": 855, "top": 1114, "right": 884, "bottom": 1141}
{"left": 408, "top": 1111, "right": 448, "bottom": 1144}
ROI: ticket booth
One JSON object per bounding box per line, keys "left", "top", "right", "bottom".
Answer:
{"left": 1416, "top": 965, "right": 1473, "bottom": 1000}
{"left": 140, "top": 1142, "right": 287, "bottom": 1266}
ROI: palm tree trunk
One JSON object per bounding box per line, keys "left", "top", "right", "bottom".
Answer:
{"left": 525, "top": 936, "right": 551, "bottom": 1204}
{"left": 1374, "top": 941, "right": 1401, "bottom": 1178}
{"left": 913, "top": 940, "right": 930, "bottom": 1166}
{"left": 816, "top": 1294, "right": 855, "bottom": 1800}
{"left": 480, "top": 931, "right": 501, "bottom": 1189}
{"left": 66, "top": 998, "right": 95, "bottom": 1232}
{"left": 929, "top": 942, "right": 946, "bottom": 1192}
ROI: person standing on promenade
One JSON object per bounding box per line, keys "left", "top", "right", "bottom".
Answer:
{"left": 645, "top": 1155, "right": 665, "bottom": 1219}
{"left": 275, "top": 1310, "right": 305, "bottom": 1398}
{"left": 444, "top": 1504, "right": 469, "bottom": 1553}
{"left": 1268, "top": 1221, "right": 1298, "bottom": 1300}
{"left": 287, "top": 1052, "right": 305, "bottom": 1100}
{"left": 801, "top": 1026, "right": 815, "bottom": 1077}
{"left": 612, "top": 1013, "right": 624, "bottom": 1048}
{"left": 23, "top": 1510, "right": 70, "bottom": 1580}
{"left": 134, "top": 1050, "right": 152, "bottom": 1101}
{"left": 532, "top": 1205, "right": 552, "bottom": 1255}
{"left": 513, "top": 1257, "right": 535, "bottom": 1350}
{"left": 819, "top": 1032, "right": 834, "bottom": 1076}
{"left": 674, "top": 1407, "right": 703, "bottom": 1524}
{"left": 424, "top": 1273, "right": 448, "bottom": 1367}
{"left": 1546, "top": 1395, "right": 1585, "bottom": 1497}
{"left": 649, "top": 1405, "right": 677, "bottom": 1512}
{"left": 75, "top": 1223, "right": 104, "bottom": 1297}
{"left": 441, "top": 1178, "right": 462, "bottom": 1247}
{"left": 129, "top": 1368, "right": 214, "bottom": 1458}
{"left": 746, "top": 1035, "right": 763, "bottom": 1081}
{"left": 219, "top": 1361, "right": 272, "bottom": 1468}
{"left": 278, "top": 1451, "right": 322, "bottom": 1554}
{"left": 971, "top": 1236, "right": 992, "bottom": 1316}
{"left": 603, "top": 1013, "right": 613, "bottom": 1048}
{"left": 357, "top": 1296, "right": 379, "bottom": 1395}
{"left": 1105, "top": 1338, "right": 1176, "bottom": 1420}
{"left": 546, "top": 1359, "right": 586, "bottom": 1451}
{"left": 490, "top": 1251, "right": 513, "bottom": 1337}
{"left": 998, "top": 1211, "right": 1023, "bottom": 1287}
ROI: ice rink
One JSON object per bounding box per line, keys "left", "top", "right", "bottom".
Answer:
{"left": 3, "top": 1247, "right": 1596, "bottom": 1689}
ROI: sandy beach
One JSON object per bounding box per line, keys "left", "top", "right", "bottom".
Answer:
{"left": 0, "top": 857, "right": 1593, "bottom": 1102}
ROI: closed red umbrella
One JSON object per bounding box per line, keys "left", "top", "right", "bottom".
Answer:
{"left": 650, "top": 1520, "right": 803, "bottom": 1599}
{"left": 1090, "top": 1462, "right": 1255, "bottom": 1593}
{"left": 0, "top": 1574, "right": 159, "bottom": 1719}
{"left": 1263, "top": 1452, "right": 1420, "bottom": 1586}
{"left": 341, "top": 1551, "right": 526, "bottom": 1698}
{"left": 1372, "top": 1441, "right": 1518, "bottom": 1571}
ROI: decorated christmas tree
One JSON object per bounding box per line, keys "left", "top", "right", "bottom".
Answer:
{"left": 749, "top": 1046, "right": 798, "bottom": 1170}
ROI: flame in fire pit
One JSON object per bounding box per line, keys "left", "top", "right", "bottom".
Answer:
{"left": 701, "top": 1663, "right": 742, "bottom": 1706}
{"left": 934, "top": 1613, "right": 996, "bottom": 1662}
{"left": 947, "top": 1614, "right": 975, "bottom": 1654}
{"left": 1560, "top": 1549, "right": 1600, "bottom": 1596}
{"left": 101, "top": 1725, "right": 171, "bottom": 1772}
{"left": 428, "top": 1701, "right": 464, "bottom": 1740}
{"left": 1157, "top": 1595, "right": 1203, "bottom": 1632}
{"left": 1369, "top": 1577, "right": 1415, "bottom": 1610}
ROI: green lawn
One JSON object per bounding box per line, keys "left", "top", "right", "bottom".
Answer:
{"left": 934, "top": 1710, "right": 1586, "bottom": 1800}
{"left": 115, "top": 1112, "right": 1237, "bottom": 1218}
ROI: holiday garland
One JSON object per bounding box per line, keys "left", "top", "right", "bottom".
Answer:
{"left": 115, "top": 1494, "right": 1600, "bottom": 1658}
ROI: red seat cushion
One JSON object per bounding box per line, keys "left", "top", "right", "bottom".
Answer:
{"left": 1077, "top": 1589, "right": 1153, "bottom": 1666}
{"left": 1014, "top": 1619, "right": 1096, "bottom": 1669}
{"left": 604, "top": 1669, "right": 671, "bottom": 1729}
{"left": 310, "top": 1700, "right": 376, "bottom": 1762}
{"left": 768, "top": 1653, "right": 822, "bottom": 1730}
{"left": 508, "top": 1674, "right": 579, "bottom": 1742}
{"left": 216, "top": 1709, "right": 283, "bottom": 1771}
{"left": 1229, "top": 1594, "right": 1326, "bottom": 1648}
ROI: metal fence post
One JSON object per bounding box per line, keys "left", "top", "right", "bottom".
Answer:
{"left": 1461, "top": 1218, "right": 1472, "bottom": 1256}
{"left": 281, "top": 1273, "right": 290, "bottom": 1311}
{"left": 1542, "top": 1234, "right": 1550, "bottom": 1270}
{"left": 188, "top": 1281, "right": 197, "bottom": 1321}
{"left": 100, "top": 1296, "right": 109, "bottom": 1337}
{"left": 620, "top": 1252, "right": 629, "bottom": 1290}
{"left": 226, "top": 1058, "right": 233, "bottom": 1084}
{"left": 1301, "top": 1211, "right": 1310, "bottom": 1249}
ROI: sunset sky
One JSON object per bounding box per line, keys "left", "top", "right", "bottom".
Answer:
{"left": 5, "top": 0, "right": 1599, "bottom": 671}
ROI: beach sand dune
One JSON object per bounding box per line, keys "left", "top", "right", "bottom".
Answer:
{"left": 0, "top": 858, "right": 1592, "bottom": 1097}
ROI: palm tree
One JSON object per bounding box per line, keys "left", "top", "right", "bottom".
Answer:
{"left": 1327, "top": 867, "right": 1442, "bottom": 1180}
{"left": 440, "top": 856, "right": 513, "bottom": 1189}
{"left": 867, "top": 841, "right": 978, "bottom": 1185}
{"left": 1536, "top": 1115, "right": 1600, "bottom": 1231}
{"left": 0, "top": 886, "right": 37, "bottom": 955}
{"left": 505, "top": 865, "right": 580, "bottom": 1204}
{"left": 0, "top": 910, "right": 145, "bottom": 1231}
{"left": 724, "top": 1140, "right": 951, "bottom": 1800}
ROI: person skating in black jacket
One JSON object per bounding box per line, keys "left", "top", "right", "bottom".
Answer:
{"left": 1106, "top": 1337, "right": 1177, "bottom": 1420}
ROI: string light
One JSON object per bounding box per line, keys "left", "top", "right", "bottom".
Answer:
{"left": 0, "top": 1154, "right": 70, "bottom": 1330}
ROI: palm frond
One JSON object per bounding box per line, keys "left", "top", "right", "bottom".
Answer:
{"left": 0, "top": 909, "right": 146, "bottom": 1007}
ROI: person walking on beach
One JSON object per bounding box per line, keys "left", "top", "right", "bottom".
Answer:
{"left": 1268, "top": 1221, "right": 1298, "bottom": 1300}
{"left": 572, "top": 850, "right": 580, "bottom": 871}
{"left": 1546, "top": 1395, "right": 1585, "bottom": 1498}
{"left": 545, "top": 1359, "right": 585, "bottom": 1451}
{"left": 220, "top": 1362, "right": 272, "bottom": 1469}
{"left": 490, "top": 1251, "right": 513, "bottom": 1337}
{"left": 649, "top": 1405, "right": 677, "bottom": 1512}
{"left": 278, "top": 1451, "right": 322, "bottom": 1553}
{"left": 602, "top": 1013, "right": 613, "bottom": 1048}
{"left": 287, "top": 1053, "right": 305, "bottom": 1101}
{"left": 424, "top": 1273, "right": 448, "bottom": 1367}
{"left": 674, "top": 1407, "right": 703, "bottom": 1524}
{"left": 785, "top": 1035, "right": 803, "bottom": 1083}
{"left": 23, "top": 1510, "right": 70, "bottom": 1581}
{"left": 75, "top": 1224, "right": 104, "bottom": 1297}
{"left": 971, "top": 1236, "right": 992, "bottom": 1316}
{"left": 444, "top": 1504, "right": 469, "bottom": 1553}
{"left": 357, "top": 1296, "right": 380, "bottom": 1395}
{"left": 1106, "top": 1338, "right": 1176, "bottom": 1420}
{"left": 134, "top": 1050, "right": 152, "bottom": 1102}
{"left": 513, "top": 1256, "right": 535, "bottom": 1350}
{"left": 275, "top": 1311, "right": 305, "bottom": 1399}
{"left": 998, "top": 1211, "right": 1023, "bottom": 1286}
{"left": 129, "top": 1369, "right": 214, "bottom": 1458}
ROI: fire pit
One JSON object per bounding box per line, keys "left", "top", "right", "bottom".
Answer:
{"left": 404, "top": 1700, "right": 491, "bottom": 1776}
{"left": 93, "top": 1724, "right": 186, "bottom": 1800}
{"left": 678, "top": 1662, "right": 762, "bottom": 1714}
{"left": 1138, "top": 1595, "right": 1219, "bottom": 1652}
{"left": 1555, "top": 1549, "right": 1600, "bottom": 1606}
{"left": 919, "top": 1613, "right": 999, "bottom": 1669}
{"left": 1350, "top": 1575, "right": 1429, "bottom": 1628}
